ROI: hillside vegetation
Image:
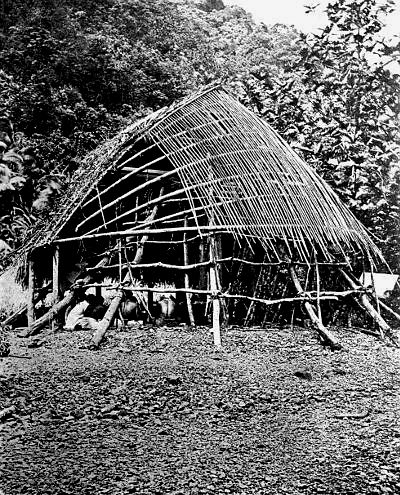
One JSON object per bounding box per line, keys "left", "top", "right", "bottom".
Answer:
{"left": 0, "top": 0, "right": 399, "bottom": 269}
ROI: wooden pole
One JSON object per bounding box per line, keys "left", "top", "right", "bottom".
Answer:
{"left": 22, "top": 252, "right": 112, "bottom": 337}
{"left": 83, "top": 143, "right": 160, "bottom": 209}
{"left": 3, "top": 282, "right": 52, "bottom": 327}
{"left": 86, "top": 258, "right": 347, "bottom": 273}
{"left": 124, "top": 247, "right": 152, "bottom": 320}
{"left": 90, "top": 239, "right": 144, "bottom": 347}
{"left": 147, "top": 283, "right": 154, "bottom": 320}
{"left": 315, "top": 252, "right": 322, "bottom": 321}
{"left": 209, "top": 235, "right": 221, "bottom": 347}
{"left": 207, "top": 158, "right": 221, "bottom": 347}
{"left": 244, "top": 258, "right": 266, "bottom": 326}
{"left": 262, "top": 267, "right": 278, "bottom": 327}
{"left": 80, "top": 283, "right": 350, "bottom": 302}
{"left": 51, "top": 245, "right": 61, "bottom": 331}
{"left": 214, "top": 236, "right": 228, "bottom": 326}
{"left": 339, "top": 269, "right": 398, "bottom": 345}
{"left": 183, "top": 218, "right": 195, "bottom": 326}
{"left": 118, "top": 238, "right": 122, "bottom": 284}
{"left": 91, "top": 247, "right": 345, "bottom": 266}
{"left": 52, "top": 245, "right": 60, "bottom": 303}
{"left": 289, "top": 265, "right": 342, "bottom": 350}
{"left": 4, "top": 305, "right": 29, "bottom": 326}
{"left": 368, "top": 257, "right": 383, "bottom": 335}
{"left": 90, "top": 188, "right": 164, "bottom": 347}
{"left": 378, "top": 299, "right": 400, "bottom": 322}
{"left": 56, "top": 225, "right": 246, "bottom": 244}
{"left": 27, "top": 255, "right": 35, "bottom": 328}
{"left": 76, "top": 163, "right": 181, "bottom": 232}
{"left": 22, "top": 290, "right": 76, "bottom": 337}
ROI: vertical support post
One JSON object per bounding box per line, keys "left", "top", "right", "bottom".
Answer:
{"left": 314, "top": 251, "right": 322, "bottom": 321}
{"left": 147, "top": 286, "right": 154, "bottom": 320}
{"left": 207, "top": 160, "right": 221, "bottom": 347}
{"left": 369, "top": 254, "right": 381, "bottom": 323}
{"left": 118, "top": 237, "right": 123, "bottom": 329}
{"left": 91, "top": 188, "right": 164, "bottom": 347}
{"left": 244, "top": 257, "right": 266, "bottom": 326}
{"left": 52, "top": 245, "right": 60, "bottom": 304}
{"left": 198, "top": 237, "right": 208, "bottom": 290}
{"left": 183, "top": 217, "right": 195, "bottom": 326}
{"left": 209, "top": 234, "right": 221, "bottom": 348}
{"left": 27, "top": 254, "right": 35, "bottom": 328}
{"left": 214, "top": 234, "right": 228, "bottom": 326}
{"left": 118, "top": 238, "right": 122, "bottom": 284}
{"left": 52, "top": 245, "right": 60, "bottom": 332}
{"left": 134, "top": 195, "right": 139, "bottom": 224}
{"left": 339, "top": 269, "right": 393, "bottom": 342}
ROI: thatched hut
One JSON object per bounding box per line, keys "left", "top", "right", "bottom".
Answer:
{"left": 2, "top": 86, "right": 396, "bottom": 348}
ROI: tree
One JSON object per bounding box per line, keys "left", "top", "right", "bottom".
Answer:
{"left": 0, "top": 0, "right": 302, "bottom": 254}
{"left": 242, "top": 0, "right": 400, "bottom": 269}
{"left": 0, "top": 116, "right": 37, "bottom": 252}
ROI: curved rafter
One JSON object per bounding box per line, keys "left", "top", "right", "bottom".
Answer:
{"left": 12, "top": 84, "right": 383, "bottom": 265}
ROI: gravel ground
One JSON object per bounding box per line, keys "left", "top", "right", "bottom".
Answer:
{"left": 1, "top": 325, "right": 400, "bottom": 495}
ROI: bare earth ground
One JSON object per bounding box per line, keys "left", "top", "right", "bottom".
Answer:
{"left": 1, "top": 325, "right": 400, "bottom": 495}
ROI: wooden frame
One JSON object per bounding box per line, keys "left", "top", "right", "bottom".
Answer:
{"left": 27, "top": 254, "right": 35, "bottom": 328}
{"left": 8, "top": 86, "right": 396, "bottom": 350}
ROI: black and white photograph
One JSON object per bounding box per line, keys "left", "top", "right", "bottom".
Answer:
{"left": 1, "top": 0, "right": 400, "bottom": 493}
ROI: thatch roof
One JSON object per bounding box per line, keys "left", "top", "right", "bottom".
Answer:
{"left": 10, "top": 85, "right": 382, "bottom": 265}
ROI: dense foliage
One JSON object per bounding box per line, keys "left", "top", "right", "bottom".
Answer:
{"left": 0, "top": 0, "right": 399, "bottom": 269}
{"left": 0, "top": 0, "right": 298, "bottom": 251}
{"left": 240, "top": 0, "right": 400, "bottom": 268}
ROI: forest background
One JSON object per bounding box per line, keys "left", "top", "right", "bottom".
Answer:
{"left": 0, "top": 0, "right": 399, "bottom": 270}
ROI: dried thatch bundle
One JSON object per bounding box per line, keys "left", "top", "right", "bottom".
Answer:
{"left": 0, "top": 265, "right": 27, "bottom": 316}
